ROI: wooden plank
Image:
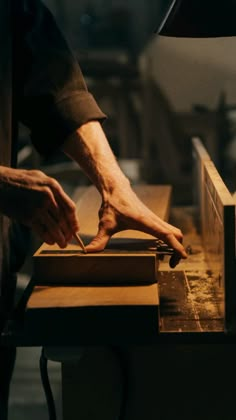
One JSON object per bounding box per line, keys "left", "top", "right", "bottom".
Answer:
{"left": 33, "top": 185, "right": 171, "bottom": 285}
{"left": 192, "top": 138, "right": 236, "bottom": 333}
{"left": 192, "top": 136, "right": 211, "bottom": 161}
{"left": 27, "top": 284, "right": 159, "bottom": 309}
{"left": 8, "top": 282, "right": 160, "bottom": 346}
{"left": 192, "top": 136, "right": 211, "bottom": 231}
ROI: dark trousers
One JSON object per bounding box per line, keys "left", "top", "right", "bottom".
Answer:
{"left": 0, "top": 277, "right": 17, "bottom": 420}
{"left": 0, "top": 272, "right": 18, "bottom": 420}
{"left": 0, "top": 224, "right": 30, "bottom": 420}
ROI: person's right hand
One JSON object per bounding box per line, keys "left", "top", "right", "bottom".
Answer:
{"left": 85, "top": 182, "right": 187, "bottom": 268}
{"left": 0, "top": 167, "right": 79, "bottom": 247}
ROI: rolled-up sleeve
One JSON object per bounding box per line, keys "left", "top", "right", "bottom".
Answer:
{"left": 13, "top": 0, "right": 106, "bottom": 156}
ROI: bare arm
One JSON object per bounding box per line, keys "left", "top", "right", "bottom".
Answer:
{"left": 62, "top": 121, "right": 187, "bottom": 268}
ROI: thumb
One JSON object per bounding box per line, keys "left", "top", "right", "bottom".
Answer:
{"left": 85, "top": 228, "right": 111, "bottom": 252}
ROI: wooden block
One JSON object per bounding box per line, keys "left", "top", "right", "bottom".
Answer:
{"left": 33, "top": 245, "right": 157, "bottom": 285}
{"left": 33, "top": 185, "right": 172, "bottom": 285}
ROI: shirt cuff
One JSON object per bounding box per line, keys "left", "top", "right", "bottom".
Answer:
{"left": 31, "top": 91, "right": 107, "bottom": 156}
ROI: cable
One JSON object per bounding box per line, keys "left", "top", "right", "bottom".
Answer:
{"left": 39, "top": 347, "right": 57, "bottom": 420}
{"left": 39, "top": 345, "right": 128, "bottom": 420}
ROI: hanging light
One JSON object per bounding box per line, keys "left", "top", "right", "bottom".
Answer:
{"left": 157, "top": 0, "right": 236, "bottom": 38}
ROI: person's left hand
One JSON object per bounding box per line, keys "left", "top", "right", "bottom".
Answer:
{"left": 85, "top": 184, "right": 187, "bottom": 268}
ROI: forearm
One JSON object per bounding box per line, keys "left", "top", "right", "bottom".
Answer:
{"left": 61, "top": 121, "right": 130, "bottom": 201}
{"left": 61, "top": 121, "right": 187, "bottom": 265}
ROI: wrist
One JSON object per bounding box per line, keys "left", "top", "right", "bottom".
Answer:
{"left": 99, "top": 173, "right": 131, "bottom": 202}
{"left": 62, "top": 121, "right": 131, "bottom": 200}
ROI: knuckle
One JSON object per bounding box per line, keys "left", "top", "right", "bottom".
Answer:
{"left": 67, "top": 201, "right": 77, "bottom": 214}
{"left": 39, "top": 187, "right": 54, "bottom": 206}
{"left": 30, "top": 169, "right": 45, "bottom": 178}
{"left": 176, "top": 227, "right": 183, "bottom": 238}
{"left": 48, "top": 177, "right": 60, "bottom": 189}
{"left": 41, "top": 185, "right": 52, "bottom": 197}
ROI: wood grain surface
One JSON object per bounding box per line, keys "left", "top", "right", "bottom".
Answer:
{"left": 27, "top": 284, "right": 159, "bottom": 309}
{"left": 192, "top": 137, "right": 236, "bottom": 331}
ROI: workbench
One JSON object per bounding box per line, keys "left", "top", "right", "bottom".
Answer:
{"left": 2, "top": 206, "right": 226, "bottom": 346}
{"left": 1, "top": 138, "right": 236, "bottom": 420}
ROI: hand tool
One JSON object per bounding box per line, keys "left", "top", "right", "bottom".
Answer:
{"left": 73, "top": 232, "right": 87, "bottom": 253}
{"left": 155, "top": 239, "right": 192, "bottom": 256}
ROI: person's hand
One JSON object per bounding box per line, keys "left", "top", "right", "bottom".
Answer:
{"left": 85, "top": 183, "right": 187, "bottom": 268}
{"left": 62, "top": 121, "right": 187, "bottom": 267}
{"left": 0, "top": 167, "right": 79, "bottom": 247}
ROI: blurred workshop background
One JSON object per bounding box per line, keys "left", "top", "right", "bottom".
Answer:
{"left": 18, "top": 0, "right": 236, "bottom": 205}
{"left": 11, "top": 1, "right": 236, "bottom": 419}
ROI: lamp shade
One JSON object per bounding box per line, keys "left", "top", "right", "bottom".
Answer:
{"left": 159, "top": 0, "right": 236, "bottom": 37}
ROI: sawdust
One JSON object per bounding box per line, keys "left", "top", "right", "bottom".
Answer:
{"left": 159, "top": 205, "right": 224, "bottom": 321}
{"left": 186, "top": 271, "right": 223, "bottom": 318}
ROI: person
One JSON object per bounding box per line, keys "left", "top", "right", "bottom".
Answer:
{"left": 0, "top": 1, "right": 187, "bottom": 418}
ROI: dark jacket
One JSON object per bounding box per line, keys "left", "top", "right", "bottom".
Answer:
{"left": 12, "top": 0, "right": 106, "bottom": 159}
{"left": 0, "top": 0, "right": 106, "bottom": 321}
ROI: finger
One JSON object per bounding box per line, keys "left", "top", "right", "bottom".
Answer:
{"left": 49, "top": 179, "right": 75, "bottom": 213}
{"left": 47, "top": 207, "right": 73, "bottom": 243}
{"left": 162, "top": 232, "right": 187, "bottom": 268}
{"left": 85, "top": 228, "right": 111, "bottom": 252}
{"left": 169, "top": 253, "right": 182, "bottom": 269}
{"left": 58, "top": 206, "right": 79, "bottom": 242}
{"left": 31, "top": 222, "right": 55, "bottom": 246}
{"left": 44, "top": 212, "right": 69, "bottom": 248}
{"left": 164, "top": 233, "right": 188, "bottom": 258}
{"left": 53, "top": 186, "right": 79, "bottom": 232}
{"left": 154, "top": 226, "right": 184, "bottom": 250}
{"left": 47, "top": 179, "right": 79, "bottom": 236}
{"left": 33, "top": 213, "right": 68, "bottom": 248}
{"left": 35, "top": 189, "right": 72, "bottom": 243}
{"left": 129, "top": 211, "right": 186, "bottom": 256}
